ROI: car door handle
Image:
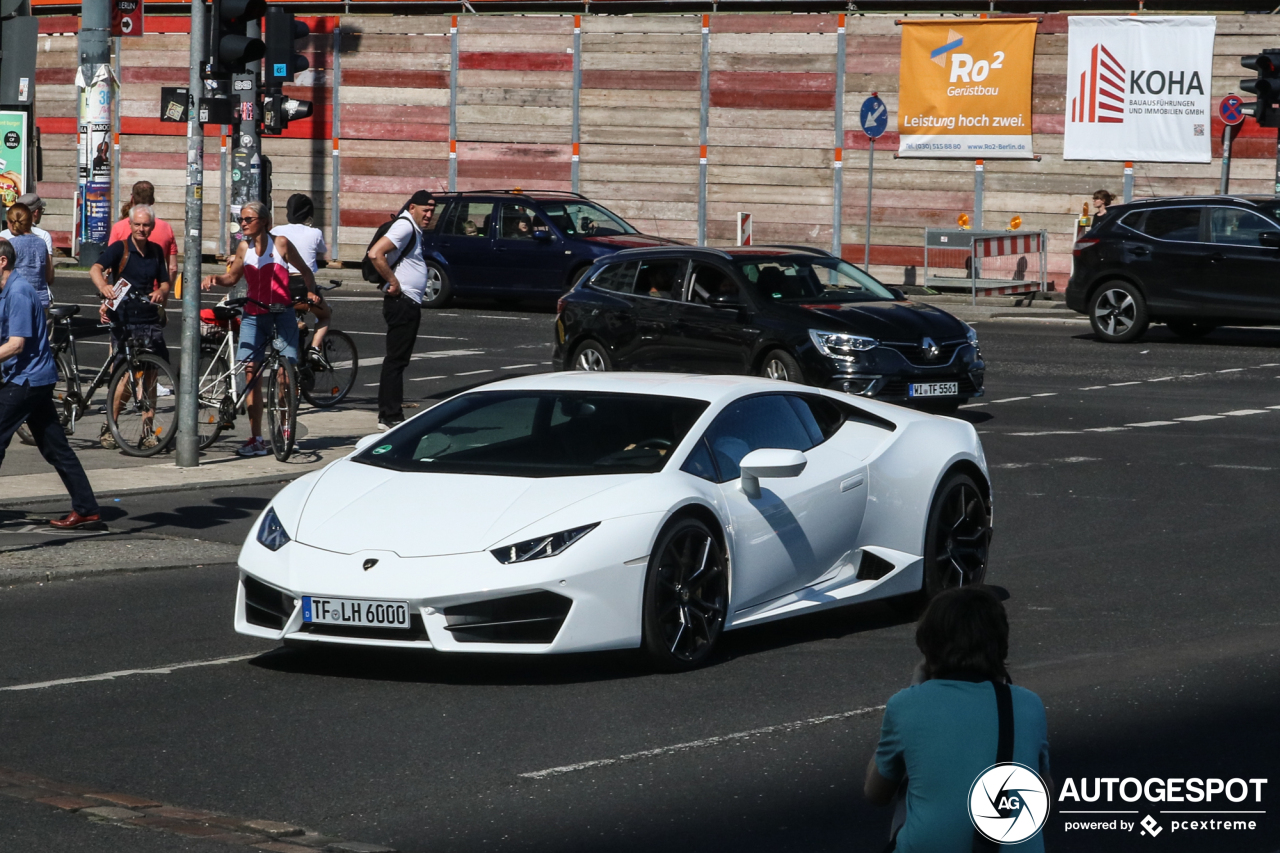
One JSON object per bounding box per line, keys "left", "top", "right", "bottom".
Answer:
{"left": 1128, "top": 246, "right": 1150, "bottom": 256}
{"left": 1206, "top": 251, "right": 1225, "bottom": 262}
{"left": 840, "top": 474, "right": 865, "bottom": 492}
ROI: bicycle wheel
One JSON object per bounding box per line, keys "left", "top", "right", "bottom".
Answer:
{"left": 17, "top": 352, "right": 78, "bottom": 446}
{"left": 196, "top": 346, "right": 231, "bottom": 450}
{"left": 107, "top": 354, "right": 178, "bottom": 457}
{"left": 300, "top": 330, "right": 358, "bottom": 408}
{"left": 265, "top": 357, "right": 299, "bottom": 462}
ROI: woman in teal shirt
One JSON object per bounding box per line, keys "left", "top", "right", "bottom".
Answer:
{"left": 865, "top": 587, "right": 1053, "bottom": 852}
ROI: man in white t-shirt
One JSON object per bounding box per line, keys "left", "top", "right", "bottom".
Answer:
{"left": 270, "top": 193, "right": 331, "bottom": 355}
{"left": 1, "top": 193, "right": 55, "bottom": 297}
{"left": 367, "top": 190, "right": 435, "bottom": 430}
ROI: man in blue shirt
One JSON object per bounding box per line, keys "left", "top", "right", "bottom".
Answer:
{"left": 0, "top": 240, "right": 101, "bottom": 528}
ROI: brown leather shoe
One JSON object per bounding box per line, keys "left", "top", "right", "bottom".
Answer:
{"left": 48, "top": 511, "right": 105, "bottom": 530}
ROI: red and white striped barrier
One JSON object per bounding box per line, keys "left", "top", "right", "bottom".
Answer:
{"left": 972, "top": 233, "right": 1042, "bottom": 258}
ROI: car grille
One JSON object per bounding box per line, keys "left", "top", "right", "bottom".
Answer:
{"left": 300, "top": 614, "right": 430, "bottom": 642}
{"left": 881, "top": 339, "right": 967, "bottom": 367}
{"left": 243, "top": 576, "right": 295, "bottom": 630}
{"left": 879, "top": 373, "right": 980, "bottom": 398}
{"left": 442, "top": 591, "right": 573, "bottom": 644}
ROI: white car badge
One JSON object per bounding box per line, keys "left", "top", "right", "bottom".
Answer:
{"left": 921, "top": 337, "right": 941, "bottom": 359}
{"left": 363, "top": 558, "right": 379, "bottom": 571}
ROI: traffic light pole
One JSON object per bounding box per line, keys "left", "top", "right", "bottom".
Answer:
{"left": 176, "top": 0, "right": 209, "bottom": 469}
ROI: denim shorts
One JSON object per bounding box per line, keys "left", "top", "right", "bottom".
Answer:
{"left": 237, "top": 311, "right": 299, "bottom": 364}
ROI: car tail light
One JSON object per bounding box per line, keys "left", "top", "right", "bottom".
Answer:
{"left": 1073, "top": 238, "right": 1100, "bottom": 257}
{"left": 556, "top": 296, "right": 568, "bottom": 316}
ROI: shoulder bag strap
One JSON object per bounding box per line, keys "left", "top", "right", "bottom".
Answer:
{"left": 115, "top": 234, "right": 131, "bottom": 282}
{"left": 972, "top": 682, "right": 1015, "bottom": 853}
{"left": 390, "top": 213, "right": 418, "bottom": 272}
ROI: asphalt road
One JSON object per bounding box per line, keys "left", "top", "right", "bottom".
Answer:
{"left": 3, "top": 308, "right": 1280, "bottom": 853}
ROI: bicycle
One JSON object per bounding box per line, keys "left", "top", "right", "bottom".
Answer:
{"left": 294, "top": 280, "right": 359, "bottom": 408}
{"left": 195, "top": 295, "right": 299, "bottom": 461}
{"left": 15, "top": 293, "right": 178, "bottom": 457}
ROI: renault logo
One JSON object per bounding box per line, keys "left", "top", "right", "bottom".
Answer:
{"left": 362, "top": 558, "right": 379, "bottom": 571}
{"left": 921, "top": 337, "right": 941, "bottom": 359}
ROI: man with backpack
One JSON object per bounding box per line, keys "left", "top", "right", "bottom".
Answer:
{"left": 365, "top": 190, "right": 435, "bottom": 430}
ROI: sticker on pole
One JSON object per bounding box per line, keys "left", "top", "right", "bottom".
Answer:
{"left": 860, "top": 95, "right": 889, "bottom": 139}
{"left": 1220, "top": 95, "right": 1245, "bottom": 126}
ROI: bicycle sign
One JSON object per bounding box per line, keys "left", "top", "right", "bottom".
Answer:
{"left": 1220, "top": 95, "right": 1245, "bottom": 126}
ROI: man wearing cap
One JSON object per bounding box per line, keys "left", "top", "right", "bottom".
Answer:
{"left": 366, "top": 190, "right": 435, "bottom": 431}
{"left": 2, "top": 193, "right": 55, "bottom": 294}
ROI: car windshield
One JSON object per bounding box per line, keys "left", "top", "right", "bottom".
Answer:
{"left": 355, "top": 391, "right": 708, "bottom": 477}
{"left": 736, "top": 257, "right": 897, "bottom": 303}
{"left": 539, "top": 201, "right": 638, "bottom": 238}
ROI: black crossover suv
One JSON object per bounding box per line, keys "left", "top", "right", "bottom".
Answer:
{"left": 553, "top": 246, "right": 984, "bottom": 411}
{"left": 1067, "top": 195, "right": 1280, "bottom": 342}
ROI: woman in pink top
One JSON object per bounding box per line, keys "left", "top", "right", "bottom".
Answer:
{"left": 109, "top": 181, "right": 178, "bottom": 282}
{"left": 201, "top": 201, "right": 316, "bottom": 458}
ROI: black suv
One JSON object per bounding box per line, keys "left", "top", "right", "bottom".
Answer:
{"left": 1067, "top": 195, "right": 1280, "bottom": 342}
{"left": 553, "top": 245, "right": 984, "bottom": 411}
{"left": 417, "top": 190, "right": 680, "bottom": 307}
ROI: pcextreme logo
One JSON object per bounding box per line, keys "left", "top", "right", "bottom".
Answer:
{"left": 969, "top": 763, "right": 1051, "bottom": 844}
{"left": 1070, "top": 42, "right": 1207, "bottom": 124}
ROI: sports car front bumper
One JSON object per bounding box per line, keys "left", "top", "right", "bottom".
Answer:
{"left": 234, "top": 514, "right": 660, "bottom": 654}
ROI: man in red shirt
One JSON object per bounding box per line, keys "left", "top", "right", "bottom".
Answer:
{"left": 109, "top": 181, "right": 178, "bottom": 283}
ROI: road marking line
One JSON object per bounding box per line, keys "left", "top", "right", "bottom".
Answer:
{"left": 1217, "top": 368, "right": 1244, "bottom": 373}
{"left": 993, "top": 396, "right": 1030, "bottom": 403}
{"left": 409, "top": 375, "right": 446, "bottom": 382}
{"left": 1008, "top": 430, "right": 1081, "bottom": 436}
{"left": 359, "top": 349, "right": 485, "bottom": 370}
{"left": 1079, "top": 385, "right": 1109, "bottom": 390}
{"left": 1126, "top": 421, "right": 1177, "bottom": 427}
{"left": 500, "top": 364, "right": 539, "bottom": 369}
{"left": 343, "top": 331, "right": 460, "bottom": 340}
{"left": 959, "top": 403, "right": 987, "bottom": 408}
{"left": 1177, "top": 415, "right": 1224, "bottom": 422}
{"left": 1110, "top": 381, "right": 1141, "bottom": 387}
{"left": 519, "top": 705, "right": 886, "bottom": 780}
{"left": 1268, "top": 405, "right": 1280, "bottom": 410}
{"left": 1032, "top": 393, "right": 1057, "bottom": 397}
{"left": 0, "top": 654, "right": 257, "bottom": 693}
{"left": 478, "top": 315, "right": 531, "bottom": 321}
{"left": 1084, "top": 427, "right": 1129, "bottom": 432}
{"left": 455, "top": 369, "right": 493, "bottom": 376}
{"left": 1148, "top": 377, "right": 1174, "bottom": 382}
{"left": 1180, "top": 373, "right": 1206, "bottom": 378}
{"left": 1260, "top": 363, "right": 1280, "bottom": 368}
{"left": 1211, "top": 464, "right": 1273, "bottom": 471}
{"left": 1221, "top": 409, "right": 1268, "bottom": 416}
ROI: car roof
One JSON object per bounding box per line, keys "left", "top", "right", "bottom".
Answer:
{"left": 450, "top": 371, "right": 821, "bottom": 405}
{"left": 434, "top": 190, "right": 589, "bottom": 203}
{"left": 610, "top": 244, "right": 836, "bottom": 261}
{"left": 1119, "top": 195, "right": 1275, "bottom": 208}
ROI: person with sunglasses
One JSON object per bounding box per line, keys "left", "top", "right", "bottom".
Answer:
{"left": 201, "top": 201, "right": 316, "bottom": 458}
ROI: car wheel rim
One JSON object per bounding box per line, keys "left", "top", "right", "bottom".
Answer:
{"left": 576, "top": 348, "right": 606, "bottom": 371}
{"left": 425, "top": 268, "right": 442, "bottom": 300}
{"left": 654, "top": 528, "right": 727, "bottom": 662}
{"left": 934, "top": 483, "right": 990, "bottom": 589}
{"left": 764, "top": 358, "right": 789, "bottom": 381}
{"left": 1094, "top": 288, "right": 1136, "bottom": 337}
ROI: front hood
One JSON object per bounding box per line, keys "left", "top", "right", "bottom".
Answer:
{"left": 293, "top": 459, "right": 645, "bottom": 557}
{"left": 582, "top": 233, "right": 684, "bottom": 250}
{"left": 796, "top": 299, "right": 969, "bottom": 342}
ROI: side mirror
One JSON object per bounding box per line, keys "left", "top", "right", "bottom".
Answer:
{"left": 739, "top": 448, "right": 808, "bottom": 498}
{"left": 354, "top": 433, "right": 382, "bottom": 453}
{"left": 708, "top": 292, "right": 741, "bottom": 308}
{"left": 532, "top": 229, "right": 553, "bottom": 241}
{"left": 1260, "top": 231, "right": 1280, "bottom": 249}
{"left": 889, "top": 287, "right": 907, "bottom": 301}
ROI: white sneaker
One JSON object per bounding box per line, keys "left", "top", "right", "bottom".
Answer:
{"left": 236, "top": 436, "right": 269, "bottom": 457}
{"left": 157, "top": 384, "right": 173, "bottom": 397}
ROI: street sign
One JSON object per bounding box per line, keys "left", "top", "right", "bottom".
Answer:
{"left": 111, "top": 0, "right": 143, "bottom": 38}
{"left": 1220, "top": 95, "right": 1245, "bottom": 126}
{"left": 860, "top": 95, "right": 888, "bottom": 139}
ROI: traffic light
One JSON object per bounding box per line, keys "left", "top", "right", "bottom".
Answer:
{"left": 211, "top": 0, "right": 266, "bottom": 76}
{"left": 262, "top": 93, "right": 313, "bottom": 136}
{"left": 264, "top": 8, "right": 310, "bottom": 87}
{"left": 1240, "top": 50, "right": 1280, "bottom": 128}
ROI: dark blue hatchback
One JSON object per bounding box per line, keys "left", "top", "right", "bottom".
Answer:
{"left": 416, "top": 190, "right": 681, "bottom": 308}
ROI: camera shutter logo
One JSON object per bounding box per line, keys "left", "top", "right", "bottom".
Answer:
{"left": 968, "top": 762, "right": 1050, "bottom": 844}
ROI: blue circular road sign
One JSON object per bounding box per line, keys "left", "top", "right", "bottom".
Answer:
{"left": 1221, "top": 95, "right": 1245, "bottom": 126}
{"left": 860, "top": 95, "right": 889, "bottom": 139}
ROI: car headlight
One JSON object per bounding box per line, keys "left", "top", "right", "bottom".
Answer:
{"left": 491, "top": 523, "right": 599, "bottom": 564}
{"left": 809, "top": 329, "right": 878, "bottom": 359}
{"left": 965, "top": 324, "right": 979, "bottom": 345}
{"left": 257, "top": 506, "right": 291, "bottom": 551}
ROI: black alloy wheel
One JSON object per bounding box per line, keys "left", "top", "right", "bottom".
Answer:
{"left": 1165, "top": 320, "right": 1215, "bottom": 339}
{"left": 572, "top": 340, "right": 612, "bottom": 372}
{"left": 922, "top": 472, "right": 991, "bottom": 600}
{"left": 759, "top": 349, "right": 805, "bottom": 384}
{"left": 1089, "top": 281, "right": 1149, "bottom": 343}
{"left": 642, "top": 518, "right": 729, "bottom": 671}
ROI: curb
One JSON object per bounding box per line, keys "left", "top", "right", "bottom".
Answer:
{"left": 0, "top": 468, "right": 317, "bottom": 509}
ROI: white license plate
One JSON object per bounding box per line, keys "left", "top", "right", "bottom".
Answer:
{"left": 909, "top": 382, "right": 959, "bottom": 398}
{"left": 302, "top": 596, "right": 411, "bottom": 628}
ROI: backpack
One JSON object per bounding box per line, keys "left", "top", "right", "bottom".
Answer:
{"left": 361, "top": 212, "right": 418, "bottom": 285}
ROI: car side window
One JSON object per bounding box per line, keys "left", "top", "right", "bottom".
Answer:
{"left": 1136, "top": 207, "right": 1202, "bottom": 242}
{"left": 637, "top": 259, "right": 686, "bottom": 301}
{"left": 500, "top": 203, "right": 549, "bottom": 240}
{"left": 680, "top": 437, "right": 719, "bottom": 481}
{"left": 1209, "top": 208, "right": 1278, "bottom": 247}
{"left": 700, "top": 395, "right": 815, "bottom": 483}
{"left": 787, "top": 396, "right": 844, "bottom": 444}
{"left": 447, "top": 201, "right": 496, "bottom": 238}
{"left": 687, "top": 263, "right": 741, "bottom": 306}
{"left": 591, "top": 261, "right": 640, "bottom": 294}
